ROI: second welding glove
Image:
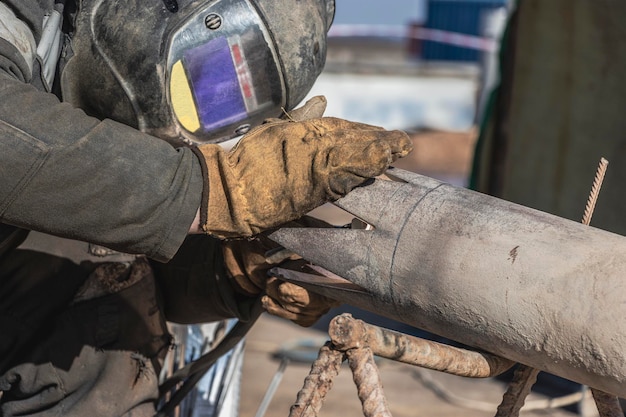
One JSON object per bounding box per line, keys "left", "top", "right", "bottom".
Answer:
{"left": 193, "top": 96, "right": 413, "bottom": 239}
{"left": 221, "top": 216, "right": 340, "bottom": 327}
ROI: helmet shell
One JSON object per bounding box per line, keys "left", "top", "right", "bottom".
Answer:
{"left": 61, "top": 0, "right": 335, "bottom": 145}
{"left": 249, "top": 0, "right": 335, "bottom": 108}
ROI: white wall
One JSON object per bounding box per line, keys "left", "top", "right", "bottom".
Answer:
{"left": 305, "top": 73, "right": 477, "bottom": 132}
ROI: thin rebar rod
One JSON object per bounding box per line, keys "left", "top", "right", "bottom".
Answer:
{"left": 289, "top": 342, "right": 345, "bottom": 417}
{"left": 582, "top": 158, "right": 609, "bottom": 226}
{"left": 494, "top": 365, "right": 540, "bottom": 417}
{"left": 591, "top": 389, "right": 624, "bottom": 417}
{"left": 347, "top": 347, "right": 393, "bottom": 417}
{"left": 579, "top": 158, "right": 623, "bottom": 417}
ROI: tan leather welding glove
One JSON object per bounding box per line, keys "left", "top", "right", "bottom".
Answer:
{"left": 194, "top": 97, "right": 413, "bottom": 239}
{"left": 222, "top": 217, "right": 340, "bottom": 327}
{"left": 262, "top": 276, "right": 339, "bottom": 327}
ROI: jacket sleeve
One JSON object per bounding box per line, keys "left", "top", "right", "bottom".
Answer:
{"left": 0, "top": 38, "right": 204, "bottom": 262}
{"left": 151, "top": 235, "right": 259, "bottom": 324}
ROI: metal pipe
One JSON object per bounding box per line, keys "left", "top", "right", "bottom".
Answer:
{"left": 270, "top": 168, "right": 626, "bottom": 397}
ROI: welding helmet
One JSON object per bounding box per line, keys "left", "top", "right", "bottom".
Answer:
{"left": 61, "top": 0, "right": 335, "bottom": 145}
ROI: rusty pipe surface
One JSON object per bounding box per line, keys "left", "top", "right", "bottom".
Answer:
{"left": 329, "top": 314, "right": 514, "bottom": 378}
{"left": 269, "top": 168, "right": 626, "bottom": 397}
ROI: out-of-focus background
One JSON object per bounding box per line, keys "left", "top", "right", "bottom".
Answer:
{"left": 305, "top": 0, "right": 508, "bottom": 185}
{"left": 177, "top": 1, "right": 626, "bottom": 416}
{"left": 238, "top": 1, "right": 591, "bottom": 417}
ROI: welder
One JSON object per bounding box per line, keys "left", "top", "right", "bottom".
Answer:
{"left": 0, "top": 0, "right": 412, "bottom": 415}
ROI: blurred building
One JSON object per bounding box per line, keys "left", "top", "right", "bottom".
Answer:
{"left": 420, "top": 0, "right": 509, "bottom": 63}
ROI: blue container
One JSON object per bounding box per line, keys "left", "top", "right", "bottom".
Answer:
{"left": 422, "top": 0, "right": 507, "bottom": 62}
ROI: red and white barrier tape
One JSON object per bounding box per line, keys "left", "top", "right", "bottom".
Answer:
{"left": 328, "top": 24, "right": 498, "bottom": 52}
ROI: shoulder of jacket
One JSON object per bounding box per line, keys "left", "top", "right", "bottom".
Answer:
{"left": 0, "top": 2, "right": 37, "bottom": 78}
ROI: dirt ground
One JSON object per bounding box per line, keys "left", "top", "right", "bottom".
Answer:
{"left": 238, "top": 130, "right": 587, "bottom": 417}
{"left": 394, "top": 128, "right": 479, "bottom": 182}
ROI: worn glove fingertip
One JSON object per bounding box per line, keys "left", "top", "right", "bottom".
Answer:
{"left": 261, "top": 296, "right": 302, "bottom": 324}
{"left": 389, "top": 131, "right": 414, "bottom": 161}
{"left": 261, "top": 294, "right": 272, "bottom": 309}
{"left": 321, "top": 140, "right": 388, "bottom": 196}
{"left": 377, "top": 130, "right": 413, "bottom": 160}
{"left": 287, "top": 95, "right": 328, "bottom": 122}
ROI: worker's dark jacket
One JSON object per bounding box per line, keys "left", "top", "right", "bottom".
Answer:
{"left": 0, "top": 0, "right": 201, "bottom": 261}
{"left": 0, "top": 1, "right": 252, "bottom": 415}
